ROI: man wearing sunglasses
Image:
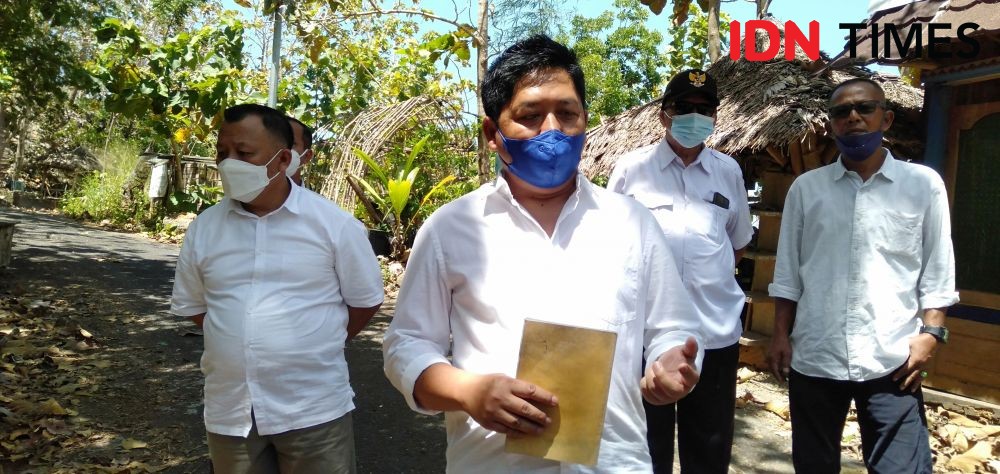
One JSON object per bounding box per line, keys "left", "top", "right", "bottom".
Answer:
{"left": 768, "top": 78, "right": 957, "bottom": 473}
{"left": 608, "top": 69, "right": 753, "bottom": 473}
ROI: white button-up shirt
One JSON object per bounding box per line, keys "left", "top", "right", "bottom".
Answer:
{"left": 171, "top": 183, "right": 384, "bottom": 436}
{"left": 608, "top": 141, "right": 753, "bottom": 349}
{"left": 383, "top": 174, "right": 703, "bottom": 473}
{"left": 769, "top": 153, "right": 958, "bottom": 381}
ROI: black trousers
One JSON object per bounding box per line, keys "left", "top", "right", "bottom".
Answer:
{"left": 644, "top": 343, "right": 739, "bottom": 474}
{"left": 788, "top": 369, "right": 932, "bottom": 474}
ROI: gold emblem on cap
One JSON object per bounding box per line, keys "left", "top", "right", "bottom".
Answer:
{"left": 689, "top": 71, "right": 707, "bottom": 87}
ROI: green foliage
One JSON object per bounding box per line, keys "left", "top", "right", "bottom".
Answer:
{"left": 664, "top": 3, "right": 731, "bottom": 75}
{"left": 489, "top": 0, "right": 568, "bottom": 54}
{"left": 349, "top": 134, "right": 458, "bottom": 261}
{"left": 61, "top": 142, "right": 151, "bottom": 227}
{"left": 561, "top": 0, "right": 667, "bottom": 125}
{"left": 89, "top": 14, "right": 247, "bottom": 146}
{"left": 590, "top": 174, "right": 609, "bottom": 188}
{"left": 281, "top": 1, "right": 473, "bottom": 138}
{"left": 0, "top": 0, "right": 105, "bottom": 111}
{"left": 166, "top": 182, "right": 222, "bottom": 214}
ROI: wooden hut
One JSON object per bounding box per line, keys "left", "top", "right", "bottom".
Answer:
{"left": 827, "top": 0, "right": 1000, "bottom": 404}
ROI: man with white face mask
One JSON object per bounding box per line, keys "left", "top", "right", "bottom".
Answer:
{"left": 170, "top": 104, "right": 384, "bottom": 473}
{"left": 607, "top": 69, "right": 752, "bottom": 473}
{"left": 286, "top": 116, "right": 314, "bottom": 187}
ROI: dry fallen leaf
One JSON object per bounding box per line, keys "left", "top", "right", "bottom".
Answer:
{"left": 39, "top": 398, "right": 68, "bottom": 416}
{"left": 764, "top": 401, "right": 790, "bottom": 420}
{"left": 949, "top": 413, "right": 984, "bottom": 428}
{"left": 737, "top": 367, "right": 756, "bottom": 383}
{"left": 121, "top": 438, "right": 148, "bottom": 450}
{"left": 953, "top": 431, "right": 969, "bottom": 453}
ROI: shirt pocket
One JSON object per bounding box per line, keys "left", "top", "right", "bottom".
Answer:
{"left": 688, "top": 200, "right": 727, "bottom": 248}
{"left": 874, "top": 210, "right": 922, "bottom": 256}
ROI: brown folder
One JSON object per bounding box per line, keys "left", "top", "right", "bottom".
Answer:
{"left": 504, "top": 319, "right": 618, "bottom": 467}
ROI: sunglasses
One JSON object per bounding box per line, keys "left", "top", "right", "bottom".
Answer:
{"left": 667, "top": 102, "right": 717, "bottom": 116}
{"left": 828, "top": 100, "right": 884, "bottom": 119}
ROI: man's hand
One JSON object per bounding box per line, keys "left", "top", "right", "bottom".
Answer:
{"left": 892, "top": 333, "right": 938, "bottom": 392}
{"left": 641, "top": 337, "right": 700, "bottom": 405}
{"left": 768, "top": 334, "right": 793, "bottom": 384}
{"left": 459, "top": 374, "right": 558, "bottom": 437}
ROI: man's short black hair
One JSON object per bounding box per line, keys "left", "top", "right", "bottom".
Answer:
{"left": 223, "top": 104, "right": 294, "bottom": 149}
{"left": 830, "top": 78, "right": 886, "bottom": 104}
{"left": 481, "top": 34, "right": 586, "bottom": 122}
{"left": 287, "top": 116, "right": 314, "bottom": 149}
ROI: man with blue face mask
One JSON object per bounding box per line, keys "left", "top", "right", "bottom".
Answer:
{"left": 607, "top": 69, "right": 753, "bottom": 473}
{"left": 383, "top": 35, "right": 705, "bottom": 472}
{"left": 768, "top": 78, "right": 957, "bottom": 473}
{"left": 170, "top": 104, "right": 384, "bottom": 473}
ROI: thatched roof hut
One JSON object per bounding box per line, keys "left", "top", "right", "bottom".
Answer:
{"left": 580, "top": 22, "right": 926, "bottom": 184}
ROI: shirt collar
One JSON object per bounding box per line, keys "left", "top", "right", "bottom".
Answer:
{"left": 833, "top": 148, "right": 897, "bottom": 182}
{"left": 226, "top": 177, "right": 302, "bottom": 217}
{"left": 657, "top": 139, "right": 711, "bottom": 172}
{"left": 488, "top": 171, "right": 591, "bottom": 217}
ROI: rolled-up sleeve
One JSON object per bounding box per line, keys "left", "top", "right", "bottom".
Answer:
{"left": 769, "top": 179, "right": 804, "bottom": 302}
{"left": 170, "top": 220, "right": 207, "bottom": 317}
{"left": 641, "top": 215, "right": 705, "bottom": 372}
{"left": 382, "top": 221, "right": 452, "bottom": 415}
{"left": 334, "top": 219, "right": 385, "bottom": 308}
{"left": 918, "top": 177, "right": 959, "bottom": 309}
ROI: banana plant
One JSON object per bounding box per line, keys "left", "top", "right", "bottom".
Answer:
{"left": 350, "top": 135, "right": 456, "bottom": 261}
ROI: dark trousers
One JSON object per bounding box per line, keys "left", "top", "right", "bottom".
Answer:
{"left": 788, "top": 369, "right": 932, "bottom": 474}
{"left": 644, "top": 343, "right": 739, "bottom": 474}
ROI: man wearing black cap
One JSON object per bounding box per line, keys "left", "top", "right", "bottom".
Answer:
{"left": 607, "top": 69, "right": 752, "bottom": 473}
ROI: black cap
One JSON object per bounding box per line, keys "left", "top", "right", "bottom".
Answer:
{"left": 661, "top": 69, "right": 719, "bottom": 107}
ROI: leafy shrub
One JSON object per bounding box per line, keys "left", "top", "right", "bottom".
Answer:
{"left": 60, "top": 142, "right": 151, "bottom": 228}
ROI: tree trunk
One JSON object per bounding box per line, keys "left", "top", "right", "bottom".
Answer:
{"left": 756, "top": 0, "right": 772, "bottom": 18}
{"left": 476, "top": 0, "right": 491, "bottom": 184}
{"left": 707, "top": 0, "right": 721, "bottom": 63}
{"left": 0, "top": 101, "right": 7, "bottom": 169}
{"left": 13, "top": 114, "right": 27, "bottom": 187}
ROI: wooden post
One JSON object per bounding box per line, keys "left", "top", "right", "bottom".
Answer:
{"left": 789, "top": 139, "right": 804, "bottom": 175}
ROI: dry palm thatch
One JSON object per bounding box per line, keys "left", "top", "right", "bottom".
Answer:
{"left": 580, "top": 19, "right": 925, "bottom": 181}
{"left": 316, "top": 96, "right": 465, "bottom": 210}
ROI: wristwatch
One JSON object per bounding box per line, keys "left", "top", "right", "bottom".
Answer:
{"left": 920, "top": 325, "right": 949, "bottom": 344}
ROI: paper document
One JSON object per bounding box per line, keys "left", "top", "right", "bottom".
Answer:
{"left": 504, "top": 319, "right": 617, "bottom": 467}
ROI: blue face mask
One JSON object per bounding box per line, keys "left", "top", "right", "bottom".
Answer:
{"left": 669, "top": 113, "right": 715, "bottom": 148}
{"left": 834, "top": 130, "right": 883, "bottom": 162}
{"left": 499, "top": 129, "right": 585, "bottom": 189}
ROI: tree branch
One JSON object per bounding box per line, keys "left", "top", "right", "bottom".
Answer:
{"left": 319, "top": 9, "right": 484, "bottom": 44}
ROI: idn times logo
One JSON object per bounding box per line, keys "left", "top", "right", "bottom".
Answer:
{"left": 729, "top": 20, "right": 981, "bottom": 61}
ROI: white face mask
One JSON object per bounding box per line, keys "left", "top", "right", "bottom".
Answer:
{"left": 285, "top": 150, "right": 302, "bottom": 177}
{"left": 218, "top": 149, "right": 284, "bottom": 203}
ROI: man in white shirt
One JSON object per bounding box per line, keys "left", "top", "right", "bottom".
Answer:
{"left": 608, "top": 69, "right": 752, "bottom": 474}
{"left": 287, "top": 116, "right": 314, "bottom": 186}
{"left": 767, "top": 78, "right": 958, "bottom": 473}
{"left": 382, "top": 35, "right": 705, "bottom": 473}
{"left": 171, "top": 104, "right": 384, "bottom": 473}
